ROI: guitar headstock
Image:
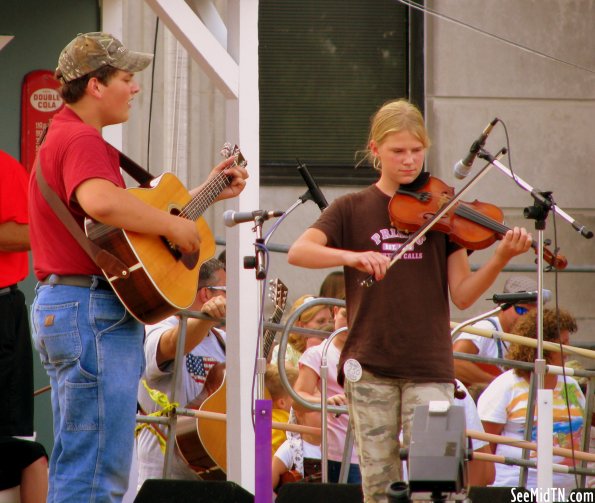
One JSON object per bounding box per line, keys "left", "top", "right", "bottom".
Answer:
{"left": 220, "top": 142, "right": 247, "bottom": 169}
{"left": 268, "top": 278, "right": 288, "bottom": 322}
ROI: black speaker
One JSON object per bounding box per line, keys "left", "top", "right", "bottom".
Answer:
{"left": 276, "top": 482, "right": 363, "bottom": 503}
{"left": 134, "top": 479, "right": 254, "bottom": 503}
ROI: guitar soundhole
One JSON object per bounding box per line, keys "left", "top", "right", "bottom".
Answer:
{"left": 161, "top": 235, "right": 182, "bottom": 260}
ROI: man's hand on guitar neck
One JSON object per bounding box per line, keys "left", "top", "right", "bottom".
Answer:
{"left": 189, "top": 154, "right": 249, "bottom": 202}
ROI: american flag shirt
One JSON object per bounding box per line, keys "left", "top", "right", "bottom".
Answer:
{"left": 186, "top": 353, "right": 218, "bottom": 386}
{"left": 142, "top": 317, "right": 226, "bottom": 406}
{"left": 138, "top": 317, "right": 226, "bottom": 482}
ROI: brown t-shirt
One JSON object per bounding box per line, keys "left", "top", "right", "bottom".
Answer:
{"left": 312, "top": 184, "right": 460, "bottom": 384}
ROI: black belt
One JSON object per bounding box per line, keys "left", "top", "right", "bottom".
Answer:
{"left": 40, "top": 274, "right": 112, "bottom": 291}
{"left": 0, "top": 284, "right": 17, "bottom": 296}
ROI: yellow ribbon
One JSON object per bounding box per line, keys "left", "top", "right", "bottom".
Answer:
{"left": 135, "top": 379, "right": 179, "bottom": 454}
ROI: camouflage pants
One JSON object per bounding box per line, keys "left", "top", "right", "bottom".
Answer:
{"left": 344, "top": 370, "right": 453, "bottom": 503}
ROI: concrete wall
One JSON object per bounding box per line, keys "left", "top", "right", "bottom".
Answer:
{"left": 425, "top": 0, "right": 595, "bottom": 356}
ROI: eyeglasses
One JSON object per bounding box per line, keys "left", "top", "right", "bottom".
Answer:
{"left": 205, "top": 286, "right": 226, "bottom": 292}
{"left": 514, "top": 306, "right": 529, "bottom": 315}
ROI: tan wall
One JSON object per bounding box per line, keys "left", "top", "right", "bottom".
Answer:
{"left": 425, "top": 0, "right": 595, "bottom": 359}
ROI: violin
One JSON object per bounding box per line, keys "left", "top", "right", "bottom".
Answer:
{"left": 389, "top": 174, "right": 567, "bottom": 270}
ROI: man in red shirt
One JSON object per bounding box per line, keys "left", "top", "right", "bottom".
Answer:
{"left": 28, "top": 32, "right": 247, "bottom": 503}
{"left": 0, "top": 149, "right": 32, "bottom": 435}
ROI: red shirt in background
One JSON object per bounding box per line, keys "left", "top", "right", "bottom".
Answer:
{"left": 0, "top": 150, "right": 29, "bottom": 286}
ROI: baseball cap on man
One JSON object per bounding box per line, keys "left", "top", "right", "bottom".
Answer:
{"left": 56, "top": 32, "right": 153, "bottom": 83}
{"left": 503, "top": 275, "right": 538, "bottom": 294}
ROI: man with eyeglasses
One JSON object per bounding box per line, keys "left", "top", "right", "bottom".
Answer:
{"left": 453, "top": 276, "right": 543, "bottom": 387}
{"left": 136, "top": 257, "right": 227, "bottom": 487}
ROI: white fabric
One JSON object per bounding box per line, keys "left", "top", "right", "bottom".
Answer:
{"left": 478, "top": 370, "right": 585, "bottom": 488}
{"left": 457, "top": 316, "right": 509, "bottom": 368}
{"left": 136, "top": 316, "right": 226, "bottom": 486}
{"left": 274, "top": 439, "right": 321, "bottom": 471}
{"left": 456, "top": 380, "right": 489, "bottom": 452}
{"left": 271, "top": 343, "right": 302, "bottom": 368}
{"left": 299, "top": 342, "right": 359, "bottom": 464}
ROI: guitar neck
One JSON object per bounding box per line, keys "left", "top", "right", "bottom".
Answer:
{"left": 179, "top": 171, "right": 231, "bottom": 221}
{"left": 263, "top": 304, "right": 284, "bottom": 359}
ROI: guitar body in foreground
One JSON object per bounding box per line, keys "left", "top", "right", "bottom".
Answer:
{"left": 85, "top": 172, "right": 215, "bottom": 324}
{"left": 175, "top": 363, "right": 227, "bottom": 479}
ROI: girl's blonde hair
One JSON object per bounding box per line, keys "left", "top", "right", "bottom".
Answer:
{"left": 287, "top": 294, "right": 330, "bottom": 354}
{"left": 364, "top": 99, "right": 431, "bottom": 172}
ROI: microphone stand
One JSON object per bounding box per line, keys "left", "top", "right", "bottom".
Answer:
{"left": 477, "top": 148, "right": 593, "bottom": 492}
{"left": 263, "top": 188, "right": 324, "bottom": 245}
{"left": 247, "top": 187, "right": 322, "bottom": 503}
{"left": 243, "top": 213, "right": 269, "bottom": 398}
{"left": 450, "top": 305, "right": 504, "bottom": 340}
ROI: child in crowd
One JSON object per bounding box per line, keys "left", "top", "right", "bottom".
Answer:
{"left": 265, "top": 364, "right": 299, "bottom": 456}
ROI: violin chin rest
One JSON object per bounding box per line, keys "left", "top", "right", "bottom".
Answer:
{"left": 399, "top": 171, "right": 430, "bottom": 192}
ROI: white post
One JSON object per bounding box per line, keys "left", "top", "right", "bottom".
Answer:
{"left": 101, "top": 0, "right": 124, "bottom": 150}
{"left": 225, "top": 0, "right": 260, "bottom": 491}
{"left": 537, "top": 389, "right": 553, "bottom": 498}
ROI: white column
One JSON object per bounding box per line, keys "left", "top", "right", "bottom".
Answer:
{"left": 101, "top": 0, "right": 124, "bottom": 150}
{"left": 225, "top": 0, "right": 260, "bottom": 492}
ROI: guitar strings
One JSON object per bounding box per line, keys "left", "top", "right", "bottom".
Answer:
{"left": 180, "top": 148, "right": 242, "bottom": 220}
{"left": 179, "top": 171, "right": 230, "bottom": 220}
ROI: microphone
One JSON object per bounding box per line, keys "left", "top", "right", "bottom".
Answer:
{"left": 453, "top": 118, "right": 499, "bottom": 179}
{"left": 492, "top": 289, "right": 552, "bottom": 305}
{"left": 297, "top": 161, "right": 328, "bottom": 212}
{"left": 223, "top": 209, "right": 284, "bottom": 227}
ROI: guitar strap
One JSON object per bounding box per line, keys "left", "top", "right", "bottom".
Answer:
{"left": 210, "top": 327, "right": 227, "bottom": 354}
{"left": 34, "top": 130, "right": 156, "bottom": 279}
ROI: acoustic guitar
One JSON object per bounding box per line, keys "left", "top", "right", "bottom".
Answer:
{"left": 175, "top": 278, "right": 289, "bottom": 478}
{"left": 84, "top": 145, "right": 246, "bottom": 325}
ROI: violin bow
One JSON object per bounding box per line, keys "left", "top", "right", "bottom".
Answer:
{"left": 361, "top": 149, "right": 506, "bottom": 287}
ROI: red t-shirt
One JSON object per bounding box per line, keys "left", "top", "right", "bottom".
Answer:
{"left": 28, "top": 107, "right": 125, "bottom": 280}
{"left": 0, "top": 151, "right": 29, "bottom": 286}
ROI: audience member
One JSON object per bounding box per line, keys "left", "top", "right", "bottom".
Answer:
{"left": 478, "top": 308, "right": 585, "bottom": 489}
{"left": 0, "top": 438, "right": 48, "bottom": 503}
{"left": 453, "top": 275, "right": 542, "bottom": 386}
{"left": 271, "top": 295, "right": 332, "bottom": 367}
{"left": 294, "top": 306, "right": 361, "bottom": 483}
{"left": 136, "top": 258, "right": 227, "bottom": 485}
{"left": 265, "top": 364, "right": 299, "bottom": 457}
{"left": 272, "top": 409, "right": 322, "bottom": 491}
{"left": 318, "top": 270, "right": 345, "bottom": 300}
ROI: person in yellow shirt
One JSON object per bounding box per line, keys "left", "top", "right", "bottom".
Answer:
{"left": 265, "top": 364, "right": 299, "bottom": 456}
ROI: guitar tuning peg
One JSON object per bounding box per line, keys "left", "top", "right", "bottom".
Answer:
{"left": 220, "top": 142, "right": 232, "bottom": 158}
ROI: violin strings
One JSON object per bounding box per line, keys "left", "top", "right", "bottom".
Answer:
{"left": 421, "top": 191, "right": 509, "bottom": 234}
{"left": 454, "top": 204, "right": 509, "bottom": 234}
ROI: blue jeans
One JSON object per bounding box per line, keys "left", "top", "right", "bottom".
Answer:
{"left": 32, "top": 280, "right": 144, "bottom": 503}
{"left": 328, "top": 460, "right": 362, "bottom": 484}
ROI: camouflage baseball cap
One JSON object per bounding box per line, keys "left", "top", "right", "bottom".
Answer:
{"left": 57, "top": 32, "right": 153, "bottom": 82}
